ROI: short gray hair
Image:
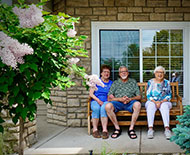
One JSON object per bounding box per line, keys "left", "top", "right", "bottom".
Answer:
{"left": 119, "top": 66, "right": 128, "bottom": 72}
{"left": 154, "top": 66, "right": 166, "bottom": 74}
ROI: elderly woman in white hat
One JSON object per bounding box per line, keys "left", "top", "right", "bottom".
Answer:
{"left": 145, "top": 66, "right": 172, "bottom": 140}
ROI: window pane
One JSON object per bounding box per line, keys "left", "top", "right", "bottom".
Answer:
{"left": 157, "top": 58, "right": 169, "bottom": 70}
{"left": 171, "top": 58, "right": 183, "bottom": 70}
{"left": 171, "top": 44, "right": 183, "bottom": 56}
{"left": 143, "top": 58, "right": 155, "bottom": 70}
{"left": 156, "top": 30, "right": 169, "bottom": 42}
{"left": 171, "top": 30, "right": 183, "bottom": 42}
{"left": 130, "top": 72, "right": 140, "bottom": 82}
{"left": 100, "top": 30, "right": 139, "bottom": 81}
{"left": 143, "top": 71, "right": 154, "bottom": 82}
{"left": 157, "top": 44, "right": 169, "bottom": 56}
{"left": 142, "top": 30, "right": 156, "bottom": 56}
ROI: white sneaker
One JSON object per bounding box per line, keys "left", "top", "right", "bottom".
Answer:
{"left": 147, "top": 129, "right": 154, "bottom": 139}
{"left": 164, "top": 130, "right": 171, "bottom": 140}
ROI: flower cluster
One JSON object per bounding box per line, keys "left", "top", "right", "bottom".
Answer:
{"left": 68, "top": 57, "right": 80, "bottom": 65}
{"left": 67, "top": 23, "right": 77, "bottom": 37}
{"left": 13, "top": 4, "right": 44, "bottom": 28}
{"left": 0, "top": 31, "right": 34, "bottom": 68}
{"left": 84, "top": 74, "right": 104, "bottom": 90}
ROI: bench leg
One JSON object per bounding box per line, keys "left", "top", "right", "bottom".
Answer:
{"left": 88, "top": 116, "right": 91, "bottom": 135}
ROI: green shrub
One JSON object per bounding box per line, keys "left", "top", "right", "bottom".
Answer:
{"left": 170, "top": 105, "right": 190, "bottom": 154}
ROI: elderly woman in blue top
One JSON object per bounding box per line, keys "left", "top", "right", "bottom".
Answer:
{"left": 89, "top": 65, "right": 113, "bottom": 139}
{"left": 145, "top": 66, "right": 172, "bottom": 140}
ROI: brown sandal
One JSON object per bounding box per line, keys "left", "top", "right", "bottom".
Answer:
{"left": 92, "top": 130, "right": 101, "bottom": 138}
{"left": 102, "top": 131, "right": 109, "bottom": 139}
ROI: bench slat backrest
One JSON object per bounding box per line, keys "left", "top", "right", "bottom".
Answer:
{"left": 137, "top": 82, "right": 179, "bottom": 107}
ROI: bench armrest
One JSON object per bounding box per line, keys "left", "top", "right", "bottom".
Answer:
{"left": 176, "top": 95, "right": 183, "bottom": 115}
{"left": 87, "top": 97, "right": 91, "bottom": 116}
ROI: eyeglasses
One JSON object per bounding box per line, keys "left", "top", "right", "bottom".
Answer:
{"left": 119, "top": 71, "right": 128, "bottom": 73}
{"left": 156, "top": 71, "right": 164, "bottom": 74}
{"left": 102, "top": 71, "right": 110, "bottom": 73}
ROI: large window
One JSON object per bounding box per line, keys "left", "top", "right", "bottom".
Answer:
{"left": 92, "top": 22, "right": 190, "bottom": 104}
{"left": 100, "top": 29, "right": 183, "bottom": 95}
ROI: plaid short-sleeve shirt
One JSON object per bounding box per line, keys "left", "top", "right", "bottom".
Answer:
{"left": 108, "top": 78, "right": 140, "bottom": 98}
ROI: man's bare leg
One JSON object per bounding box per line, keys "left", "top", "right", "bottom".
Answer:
{"left": 129, "top": 101, "right": 141, "bottom": 138}
{"left": 105, "top": 103, "right": 121, "bottom": 138}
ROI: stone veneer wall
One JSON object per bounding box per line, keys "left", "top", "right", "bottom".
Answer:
{"left": 47, "top": 0, "right": 190, "bottom": 127}
{"left": 1, "top": 110, "right": 37, "bottom": 153}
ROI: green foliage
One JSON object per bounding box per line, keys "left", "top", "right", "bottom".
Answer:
{"left": 0, "top": 1, "right": 88, "bottom": 132}
{"left": 171, "top": 105, "right": 190, "bottom": 154}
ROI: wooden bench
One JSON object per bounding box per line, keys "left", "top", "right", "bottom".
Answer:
{"left": 87, "top": 82, "right": 183, "bottom": 135}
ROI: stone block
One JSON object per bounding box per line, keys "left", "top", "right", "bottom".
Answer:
{"left": 55, "top": 121, "right": 66, "bottom": 126}
{"left": 93, "top": 7, "right": 106, "bottom": 15}
{"left": 147, "top": 0, "right": 167, "bottom": 7}
{"left": 28, "top": 133, "right": 37, "bottom": 145}
{"left": 81, "top": 102, "right": 88, "bottom": 106}
{"left": 143, "top": 7, "right": 154, "bottom": 12}
{"left": 135, "top": 0, "right": 146, "bottom": 6}
{"left": 150, "top": 13, "right": 165, "bottom": 20}
{"left": 68, "top": 119, "right": 81, "bottom": 127}
{"left": 67, "top": 95, "right": 77, "bottom": 98}
{"left": 66, "top": 0, "right": 88, "bottom": 7}
{"left": 82, "top": 119, "right": 88, "bottom": 126}
{"left": 118, "top": 7, "right": 127, "bottom": 12}
{"left": 28, "top": 126, "right": 37, "bottom": 135}
{"left": 134, "top": 13, "right": 149, "bottom": 21}
{"left": 47, "top": 113, "right": 53, "bottom": 119}
{"left": 118, "top": 13, "right": 133, "bottom": 20}
{"left": 115, "top": 0, "right": 134, "bottom": 6}
{"left": 77, "top": 113, "right": 86, "bottom": 118}
{"left": 67, "top": 98, "right": 80, "bottom": 107}
{"left": 128, "top": 7, "right": 142, "bottom": 12}
{"left": 168, "top": 0, "right": 181, "bottom": 6}
{"left": 184, "top": 13, "right": 190, "bottom": 20}
{"left": 8, "top": 126, "right": 19, "bottom": 132}
{"left": 78, "top": 95, "right": 89, "bottom": 99}
{"left": 57, "top": 1, "right": 65, "bottom": 10}
{"left": 86, "top": 42, "right": 91, "bottom": 49}
{"left": 75, "top": 8, "right": 92, "bottom": 15}
{"left": 155, "top": 7, "right": 174, "bottom": 13}
{"left": 67, "top": 91, "right": 82, "bottom": 95}
{"left": 85, "top": 16, "right": 99, "bottom": 20}
{"left": 47, "top": 108, "right": 54, "bottom": 114}
{"left": 77, "top": 87, "right": 87, "bottom": 91}
{"left": 50, "top": 96, "right": 66, "bottom": 102}
{"left": 90, "top": 0, "right": 103, "bottom": 6}
{"left": 104, "top": 0, "right": 114, "bottom": 6}
{"left": 107, "top": 7, "right": 118, "bottom": 15}
{"left": 55, "top": 91, "right": 67, "bottom": 97}
{"left": 82, "top": 90, "right": 89, "bottom": 95}
{"left": 56, "top": 108, "right": 67, "bottom": 115}
{"left": 175, "top": 8, "right": 190, "bottom": 12}
{"left": 80, "top": 31, "right": 91, "bottom": 35}
{"left": 54, "top": 0, "right": 61, "bottom": 5}
{"left": 182, "top": 0, "right": 190, "bottom": 6}
{"left": 68, "top": 113, "right": 76, "bottom": 118}
{"left": 81, "top": 18, "right": 91, "bottom": 27}
{"left": 166, "top": 13, "right": 183, "bottom": 21}
{"left": 68, "top": 107, "right": 87, "bottom": 113}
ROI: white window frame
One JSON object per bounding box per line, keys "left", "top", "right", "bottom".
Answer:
{"left": 91, "top": 22, "right": 190, "bottom": 105}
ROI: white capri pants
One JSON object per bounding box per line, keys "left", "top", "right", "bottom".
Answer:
{"left": 145, "top": 101, "right": 172, "bottom": 127}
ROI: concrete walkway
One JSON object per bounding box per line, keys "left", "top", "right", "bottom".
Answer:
{"left": 24, "top": 116, "right": 184, "bottom": 155}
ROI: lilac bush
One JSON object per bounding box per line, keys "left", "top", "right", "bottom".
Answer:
{"left": 0, "top": 0, "right": 88, "bottom": 132}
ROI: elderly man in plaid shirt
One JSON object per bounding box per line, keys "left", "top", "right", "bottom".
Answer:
{"left": 105, "top": 66, "right": 141, "bottom": 139}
